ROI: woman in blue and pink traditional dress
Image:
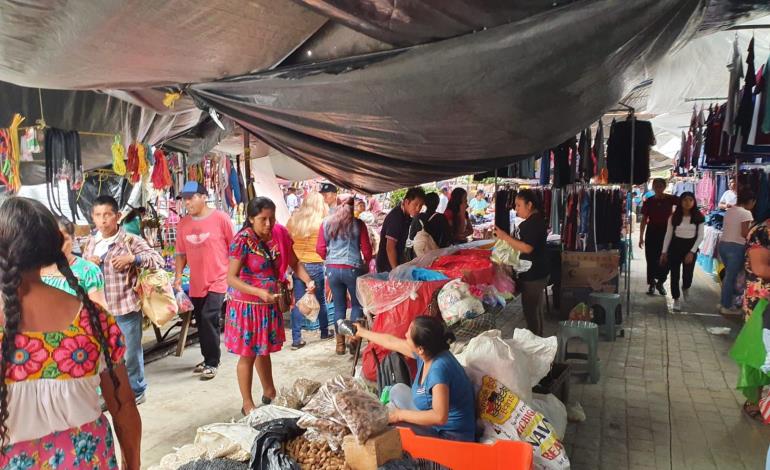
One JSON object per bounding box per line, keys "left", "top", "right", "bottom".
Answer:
{"left": 226, "top": 197, "right": 316, "bottom": 415}
{"left": 0, "top": 197, "right": 141, "bottom": 469}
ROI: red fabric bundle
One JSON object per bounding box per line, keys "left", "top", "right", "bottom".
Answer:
{"left": 150, "top": 149, "right": 173, "bottom": 190}
{"left": 126, "top": 144, "right": 140, "bottom": 183}
{"left": 429, "top": 252, "right": 495, "bottom": 285}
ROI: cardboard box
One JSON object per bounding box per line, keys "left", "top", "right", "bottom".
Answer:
{"left": 560, "top": 250, "right": 620, "bottom": 316}
{"left": 343, "top": 427, "right": 402, "bottom": 470}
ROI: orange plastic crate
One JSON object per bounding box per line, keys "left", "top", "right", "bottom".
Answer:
{"left": 398, "top": 427, "right": 534, "bottom": 470}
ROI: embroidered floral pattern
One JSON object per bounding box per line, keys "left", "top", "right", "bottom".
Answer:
{"left": 8, "top": 336, "right": 47, "bottom": 381}
{"left": 1, "top": 307, "right": 125, "bottom": 383}
{"left": 744, "top": 221, "right": 770, "bottom": 320}
{"left": 0, "top": 418, "right": 117, "bottom": 469}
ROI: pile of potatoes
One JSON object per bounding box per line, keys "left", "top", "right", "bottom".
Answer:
{"left": 285, "top": 435, "right": 347, "bottom": 470}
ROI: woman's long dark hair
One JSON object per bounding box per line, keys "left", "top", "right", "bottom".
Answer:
{"left": 410, "top": 316, "right": 455, "bottom": 358}
{"left": 671, "top": 191, "right": 704, "bottom": 227}
{"left": 445, "top": 188, "right": 467, "bottom": 230}
{"left": 0, "top": 198, "right": 120, "bottom": 446}
{"left": 325, "top": 196, "right": 357, "bottom": 240}
{"left": 242, "top": 197, "right": 277, "bottom": 231}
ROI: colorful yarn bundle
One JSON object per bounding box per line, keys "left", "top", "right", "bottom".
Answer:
{"left": 150, "top": 149, "right": 173, "bottom": 190}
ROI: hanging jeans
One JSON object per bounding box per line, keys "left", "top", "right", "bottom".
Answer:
{"left": 667, "top": 236, "right": 698, "bottom": 300}
{"left": 718, "top": 241, "right": 746, "bottom": 308}
{"left": 520, "top": 277, "right": 548, "bottom": 337}
{"left": 327, "top": 266, "right": 365, "bottom": 332}
{"left": 645, "top": 224, "right": 669, "bottom": 286}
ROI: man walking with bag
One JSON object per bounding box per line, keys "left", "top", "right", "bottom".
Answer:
{"left": 85, "top": 195, "right": 164, "bottom": 405}
{"left": 174, "top": 182, "right": 235, "bottom": 380}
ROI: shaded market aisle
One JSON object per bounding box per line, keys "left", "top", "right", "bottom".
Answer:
{"left": 137, "top": 243, "right": 770, "bottom": 469}
{"left": 558, "top": 245, "right": 770, "bottom": 470}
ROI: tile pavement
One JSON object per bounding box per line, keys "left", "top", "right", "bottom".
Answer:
{"left": 495, "top": 253, "right": 770, "bottom": 470}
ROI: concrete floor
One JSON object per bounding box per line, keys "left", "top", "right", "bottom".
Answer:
{"left": 136, "top": 242, "right": 770, "bottom": 469}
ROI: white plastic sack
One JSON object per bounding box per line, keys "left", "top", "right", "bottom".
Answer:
{"left": 194, "top": 422, "right": 259, "bottom": 461}
{"left": 437, "top": 279, "right": 484, "bottom": 326}
{"left": 147, "top": 443, "right": 207, "bottom": 470}
{"left": 510, "top": 328, "right": 558, "bottom": 389}
{"left": 531, "top": 393, "right": 568, "bottom": 439}
{"left": 463, "top": 330, "right": 533, "bottom": 403}
{"left": 238, "top": 404, "right": 307, "bottom": 428}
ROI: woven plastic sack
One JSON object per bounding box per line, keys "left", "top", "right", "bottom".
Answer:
{"left": 478, "top": 376, "right": 569, "bottom": 470}
{"left": 296, "top": 292, "right": 320, "bottom": 322}
{"left": 437, "top": 279, "right": 484, "bottom": 326}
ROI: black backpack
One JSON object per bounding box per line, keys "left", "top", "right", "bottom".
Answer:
{"left": 372, "top": 350, "right": 412, "bottom": 395}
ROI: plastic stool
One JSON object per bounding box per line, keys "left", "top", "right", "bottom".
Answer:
{"left": 557, "top": 320, "right": 600, "bottom": 384}
{"left": 588, "top": 292, "right": 623, "bottom": 341}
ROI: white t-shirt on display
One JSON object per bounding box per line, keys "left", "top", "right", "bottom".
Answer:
{"left": 721, "top": 206, "right": 754, "bottom": 244}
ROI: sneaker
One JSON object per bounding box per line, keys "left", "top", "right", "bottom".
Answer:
{"left": 718, "top": 305, "right": 743, "bottom": 317}
{"left": 193, "top": 362, "right": 206, "bottom": 374}
{"left": 200, "top": 366, "right": 217, "bottom": 381}
{"left": 656, "top": 282, "right": 667, "bottom": 296}
{"left": 682, "top": 289, "right": 689, "bottom": 301}
{"left": 291, "top": 341, "right": 307, "bottom": 350}
{"left": 672, "top": 299, "right": 682, "bottom": 312}
{"left": 135, "top": 393, "right": 147, "bottom": 406}
{"left": 647, "top": 285, "right": 655, "bottom": 295}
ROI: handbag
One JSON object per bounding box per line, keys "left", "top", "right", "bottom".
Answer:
{"left": 260, "top": 240, "right": 294, "bottom": 313}
{"left": 125, "top": 235, "right": 178, "bottom": 328}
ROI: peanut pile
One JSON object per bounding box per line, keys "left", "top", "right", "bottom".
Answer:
{"left": 285, "top": 436, "right": 347, "bottom": 470}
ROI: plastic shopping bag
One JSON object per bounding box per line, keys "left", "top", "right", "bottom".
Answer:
{"left": 176, "top": 290, "right": 195, "bottom": 313}
{"left": 463, "top": 330, "right": 536, "bottom": 403}
{"left": 296, "top": 292, "right": 320, "bottom": 322}
{"left": 478, "top": 376, "right": 570, "bottom": 470}
{"left": 437, "top": 279, "right": 484, "bottom": 326}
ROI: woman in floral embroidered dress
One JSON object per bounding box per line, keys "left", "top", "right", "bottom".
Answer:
{"left": 0, "top": 197, "right": 141, "bottom": 469}
{"left": 226, "top": 197, "right": 316, "bottom": 415}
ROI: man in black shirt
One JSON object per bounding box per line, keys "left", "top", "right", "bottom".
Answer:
{"left": 376, "top": 187, "right": 426, "bottom": 272}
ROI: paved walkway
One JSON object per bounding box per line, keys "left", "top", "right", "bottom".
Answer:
{"left": 138, "top": 244, "right": 770, "bottom": 469}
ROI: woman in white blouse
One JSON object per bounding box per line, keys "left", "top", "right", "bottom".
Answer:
{"left": 660, "top": 192, "right": 705, "bottom": 312}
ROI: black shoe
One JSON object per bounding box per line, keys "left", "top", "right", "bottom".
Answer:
{"left": 291, "top": 341, "right": 307, "bottom": 350}
{"left": 647, "top": 285, "right": 655, "bottom": 295}
{"left": 656, "top": 282, "right": 667, "bottom": 296}
{"left": 320, "top": 330, "right": 333, "bottom": 340}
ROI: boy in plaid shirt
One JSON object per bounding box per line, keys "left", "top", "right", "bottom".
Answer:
{"left": 84, "top": 196, "right": 164, "bottom": 404}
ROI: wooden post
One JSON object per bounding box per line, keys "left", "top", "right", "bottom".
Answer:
{"left": 243, "top": 128, "right": 255, "bottom": 200}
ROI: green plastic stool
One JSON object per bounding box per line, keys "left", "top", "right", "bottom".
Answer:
{"left": 557, "top": 320, "right": 600, "bottom": 384}
{"left": 588, "top": 292, "right": 623, "bottom": 341}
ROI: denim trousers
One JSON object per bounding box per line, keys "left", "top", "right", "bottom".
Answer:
{"left": 718, "top": 241, "right": 746, "bottom": 308}
{"left": 326, "top": 266, "right": 365, "bottom": 331}
{"left": 115, "top": 311, "right": 147, "bottom": 397}
{"left": 291, "top": 262, "right": 329, "bottom": 343}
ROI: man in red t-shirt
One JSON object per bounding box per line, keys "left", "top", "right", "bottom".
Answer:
{"left": 175, "top": 182, "right": 235, "bottom": 380}
{"left": 639, "top": 178, "right": 678, "bottom": 296}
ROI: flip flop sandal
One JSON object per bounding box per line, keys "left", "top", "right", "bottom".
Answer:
{"left": 742, "top": 402, "right": 763, "bottom": 423}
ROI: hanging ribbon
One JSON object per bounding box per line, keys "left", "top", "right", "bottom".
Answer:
{"left": 112, "top": 135, "right": 126, "bottom": 176}
{"left": 137, "top": 143, "right": 149, "bottom": 177}
{"left": 126, "top": 143, "right": 140, "bottom": 183}
{"left": 151, "top": 149, "right": 173, "bottom": 190}
{"left": 6, "top": 114, "right": 25, "bottom": 192}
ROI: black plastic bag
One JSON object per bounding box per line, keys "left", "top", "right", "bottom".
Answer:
{"left": 379, "top": 456, "right": 450, "bottom": 470}
{"left": 179, "top": 459, "right": 250, "bottom": 470}
{"left": 249, "top": 418, "right": 304, "bottom": 470}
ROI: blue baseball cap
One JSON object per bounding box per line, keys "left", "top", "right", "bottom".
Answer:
{"left": 179, "top": 181, "right": 207, "bottom": 198}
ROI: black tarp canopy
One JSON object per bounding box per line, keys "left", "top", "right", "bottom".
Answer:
{"left": 0, "top": 0, "right": 768, "bottom": 192}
